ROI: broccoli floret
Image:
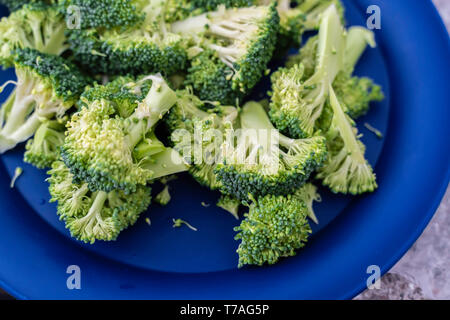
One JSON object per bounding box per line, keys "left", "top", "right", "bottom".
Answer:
{"left": 166, "top": 89, "right": 238, "bottom": 190}
{"left": 61, "top": 75, "right": 187, "bottom": 194}
{"left": 79, "top": 76, "right": 153, "bottom": 117}
{"left": 58, "top": 0, "right": 146, "bottom": 30}
{"left": 286, "top": 26, "right": 383, "bottom": 124}
{"left": 173, "top": 3, "right": 279, "bottom": 105}
{"left": 216, "top": 194, "right": 240, "bottom": 220}
{"left": 24, "top": 117, "right": 67, "bottom": 169}
{"left": 10, "top": 166, "right": 23, "bottom": 188}
{"left": 154, "top": 185, "right": 171, "bottom": 206}
{"left": 48, "top": 161, "right": 151, "bottom": 244}
{"left": 165, "top": 0, "right": 255, "bottom": 22}
{"left": 0, "top": 0, "right": 53, "bottom": 12}
{"left": 0, "top": 48, "right": 88, "bottom": 153}
{"left": 269, "top": 5, "right": 346, "bottom": 139}
{"left": 67, "top": 1, "right": 188, "bottom": 75}
{"left": 0, "top": 3, "right": 68, "bottom": 66}
{"left": 215, "top": 101, "right": 327, "bottom": 201}
{"left": 234, "top": 183, "right": 321, "bottom": 267}
{"left": 316, "top": 84, "right": 377, "bottom": 195}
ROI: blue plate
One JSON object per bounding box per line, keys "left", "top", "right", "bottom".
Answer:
{"left": 0, "top": 0, "right": 449, "bottom": 299}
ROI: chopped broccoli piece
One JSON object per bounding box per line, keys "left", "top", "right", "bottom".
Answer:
{"left": 317, "top": 84, "right": 377, "bottom": 194}
{"left": 0, "top": 3, "right": 68, "bottom": 66}
{"left": 172, "top": 218, "right": 198, "bottom": 231}
{"left": 154, "top": 185, "right": 171, "bottom": 206}
{"left": 58, "top": 0, "right": 146, "bottom": 30}
{"left": 165, "top": 88, "right": 238, "bottom": 190}
{"left": 234, "top": 183, "right": 320, "bottom": 267}
{"left": 67, "top": 1, "right": 188, "bottom": 75}
{"left": 173, "top": 3, "right": 280, "bottom": 104}
{"left": 364, "top": 122, "right": 383, "bottom": 139}
{"left": 0, "top": 0, "right": 53, "bottom": 12}
{"left": 269, "top": 5, "right": 346, "bottom": 139}
{"left": 216, "top": 194, "right": 240, "bottom": 220}
{"left": 215, "top": 101, "right": 327, "bottom": 201}
{"left": 0, "top": 48, "right": 88, "bottom": 153}
{"left": 10, "top": 166, "right": 23, "bottom": 188}
{"left": 24, "top": 117, "right": 67, "bottom": 169}
{"left": 61, "top": 75, "right": 188, "bottom": 193}
{"left": 48, "top": 161, "right": 151, "bottom": 244}
{"left": 165, "top": 0, "right": 255, "bottom": 22}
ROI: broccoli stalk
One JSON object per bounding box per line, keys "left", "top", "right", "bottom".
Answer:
{"left": 0, "top": 49, "right": 87, "bottom": 153}
{"left": 317, "top": 84, "right": 377, "bottom": 194}
{"left": 269, "top": 4, "right": 346, "bottom": 139}
{"left": 215, "top": 101, "right": 327, "bottom": 201}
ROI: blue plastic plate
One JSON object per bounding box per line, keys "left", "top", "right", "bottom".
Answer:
{"left": 0, "top": 0, "right": 449, "bottom": 299}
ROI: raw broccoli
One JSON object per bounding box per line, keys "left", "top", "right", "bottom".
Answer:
{"left": 234, "top": 183, "right": 320, "bottom": 267}
{"left": 0, "top": 0, "right": 53, "bottom": 12}
{"left": 154, "top": 185, "right": 171, "bottom": 206}
{"left": 48, "top": 161, "right": 152, "bottom": 244}
{"left": 67, "top": 0, "right": 188, "bottom": 75}
{"left": 215, "top": 101, "right": 327, "bottom": 201}
{"left": 0, "top": 3, "right": 68, "bottom": 66}
{"left": 78, "top": 75, "right": 153, "bottom": 117}
{"left": 24, "top": 117, "right": 67, "bottom": 169}
{"left": 0, "top": 48, "right": 88, "bottom": 153}
{"left": 165, "top": 88, "right": 238, "bottom": 190}
{"left": 165, "top": 0, "right": 255, "bottom": 22}
{"left": 216, "top": 194, "right": 240, "bottom": 220}
{"left": 58, "top": 0, "right": 145, "bottom": 30}
{"left": 316, "top": 85, "right": 377, "bottom": 195}
{"left": 172, "top": 3, "right": 279, "bottom": 105}
{"left": 331, "top": 27, "right": 384, "bottom": 119}
{"left": 269, "top": 5, "right": 346, "bottom": 139}
{"left": 61, "top": 75, "right": 187, "bottom": 194}
{"left": 286, "top": 27, "right": 383, "bottom": 125}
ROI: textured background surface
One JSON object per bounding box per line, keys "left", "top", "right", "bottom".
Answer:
{"left": 356, "top": 0, "right": 449, "bottom": 300}
{"left": 0, "top": 1, "right": 449, "bottom": 300}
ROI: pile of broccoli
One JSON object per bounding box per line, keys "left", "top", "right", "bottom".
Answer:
{"left": 0, "top": 0, "right": 383, "bottom": 267}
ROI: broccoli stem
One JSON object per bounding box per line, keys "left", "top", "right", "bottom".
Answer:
{"left": 126, "top": 76, "right": 177, "bottom": 149}
{"left": 328, "top": 85, "right": 366, "bottom": 164}
{"left": 75, "top": 191, "right": 108, "bottom": 236}
{"left": 344, "top": 27, "right": 376, "bottom": 71}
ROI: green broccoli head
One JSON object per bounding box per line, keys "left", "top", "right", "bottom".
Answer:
{"left": 0, "top": 0, "right": 53, "bottom": 12}
{"left": 48, "top": 161, "right": 151, "bottom": 244}
{"left": 79, "top": 75, "right": 153, "bottom": 118}
{"left": 24, "top": 117, "right": 67, "bottom": 169}
{"left": 67, "top": 27, "right": 188, "bottom": 76}
{"left": 0, "top": 3, "right": 68, "bottom": 66}
{"left": 215, "top": 101, "right": 327, "bottom": 201}
{"left": 173, "top": 3, "right": 279, "bottom": 105}
{"left": 166, "top": 89, "right": 238, "bottom": 190}
{"left": 58, "top": 0, "right": 147, "bottom": 30}
{"left": 333, "top": 72, "right": 384, "bottom": 119}
{"left": 61, "top": 75, "right": 186, "bottom": 194}
{"left": 0, "top": 48, "right": 88, "bottom": 153}
{"left": 234, "top": 183, "right": 321, "bottom": 267}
